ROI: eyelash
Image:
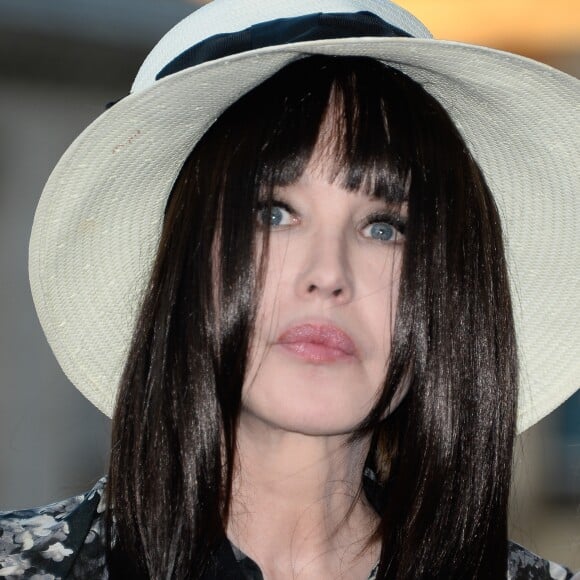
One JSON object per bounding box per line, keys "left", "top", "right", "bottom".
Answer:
{"left": 256, "top": 200, "right": 406, "bottom": 241}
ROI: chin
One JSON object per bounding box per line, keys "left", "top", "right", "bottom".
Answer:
{"left": 241, "top": 411, "right": 366, "bottom": 437}
{"left": 241, "top": 384, "right": 373, "bottom": 437}
{"left": 240, "top": 353, "right": 381, "bottom": 436}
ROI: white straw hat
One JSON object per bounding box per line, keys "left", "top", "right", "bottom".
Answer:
{"left": 29, "top": 0, "right": 579, "bottom": 431}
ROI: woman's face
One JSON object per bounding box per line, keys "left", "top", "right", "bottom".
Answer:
{"left": 241, "top": 160, "right": 406, "bottom": 437}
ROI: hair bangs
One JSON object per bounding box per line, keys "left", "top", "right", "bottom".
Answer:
{"left": 219, "top": 56, "right": 412, "bottom": 207}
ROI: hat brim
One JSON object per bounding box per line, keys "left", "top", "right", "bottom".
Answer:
{"left": 29, "top": 37, "right": 580, "bottom": 430}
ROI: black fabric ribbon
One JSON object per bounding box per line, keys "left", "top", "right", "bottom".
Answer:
{"left": 156, "top": 11, "right": 412, "bottom": 81}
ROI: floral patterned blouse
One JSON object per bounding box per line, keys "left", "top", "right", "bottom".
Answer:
{"left": 0, "top": 477, "right": 578, "bottom": 579}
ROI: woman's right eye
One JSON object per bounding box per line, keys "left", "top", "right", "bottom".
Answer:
{"left": 257, "top": 202, "right": 296, "bottom": 228}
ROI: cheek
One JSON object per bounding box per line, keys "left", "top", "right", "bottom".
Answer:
{"left": 365, "top": 253, "right": 408, "bottom": 414}
{"left": 242, "top": 237, "right": 291, "bottom": 380}
{"left": 253, "top": 234, "right": 296, "bottom": 324}
{"left": 358, "top": 248, "right": 402, "bottom": 342}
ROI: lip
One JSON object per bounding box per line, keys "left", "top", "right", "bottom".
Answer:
{"left": 275, "top": 322, "right": 357, "bottom": 363}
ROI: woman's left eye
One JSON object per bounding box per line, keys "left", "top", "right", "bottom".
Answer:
{"left": 257, "top": 202, "right": 295, "bottom": 228}
{"left": 361, "top": 217, "right": 404, "bottom": 243}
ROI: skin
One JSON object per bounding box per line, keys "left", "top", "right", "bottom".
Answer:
{"left": 226, "top": 150, "right": 406, "bottom": 579}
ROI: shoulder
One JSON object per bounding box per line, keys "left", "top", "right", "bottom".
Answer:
{"left": 508, "top": 541, "right": 579, "bottom": 580}
{"left": 0, "top": 477, "right": 107, "bottom": 579}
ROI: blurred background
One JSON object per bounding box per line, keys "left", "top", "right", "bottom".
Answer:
{"left": 0, "top": 0, "right": 578, "bottom": 570}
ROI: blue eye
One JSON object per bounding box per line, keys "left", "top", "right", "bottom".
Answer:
{"left": 257, "top": 203, "right": 294, "bottom": 228}
{"left": 361, "top": 210, "right": 406, "bottom": 243}
{"left": 362, "top": 221, "right": 398, "bottom": 242}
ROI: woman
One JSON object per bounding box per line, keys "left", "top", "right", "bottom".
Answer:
{"left": 1, "top": 0, "right": 579, "bottom": 578}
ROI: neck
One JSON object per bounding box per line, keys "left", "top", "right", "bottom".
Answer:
{"left": 226, "top": 415, "right": 380, "bottom": 579}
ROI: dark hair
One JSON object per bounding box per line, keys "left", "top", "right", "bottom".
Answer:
{"left": 106, "top": 56, "right": 517, "bottom": 579}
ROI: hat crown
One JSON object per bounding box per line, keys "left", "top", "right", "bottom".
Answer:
{"left": 132, "top": 0, "right": 432, "bottom": 93}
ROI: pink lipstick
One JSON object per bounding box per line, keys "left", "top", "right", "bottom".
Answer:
{"left": 276, "top": 323, "right": 357, "bottom": 363}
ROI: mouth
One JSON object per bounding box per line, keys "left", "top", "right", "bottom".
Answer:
{"left": 275, "top": 323, "right": 357, "bottom": 363}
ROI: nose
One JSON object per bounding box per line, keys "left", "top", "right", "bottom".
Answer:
{"left": 295, "top": 231, "right": 354, "bottom": 305}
